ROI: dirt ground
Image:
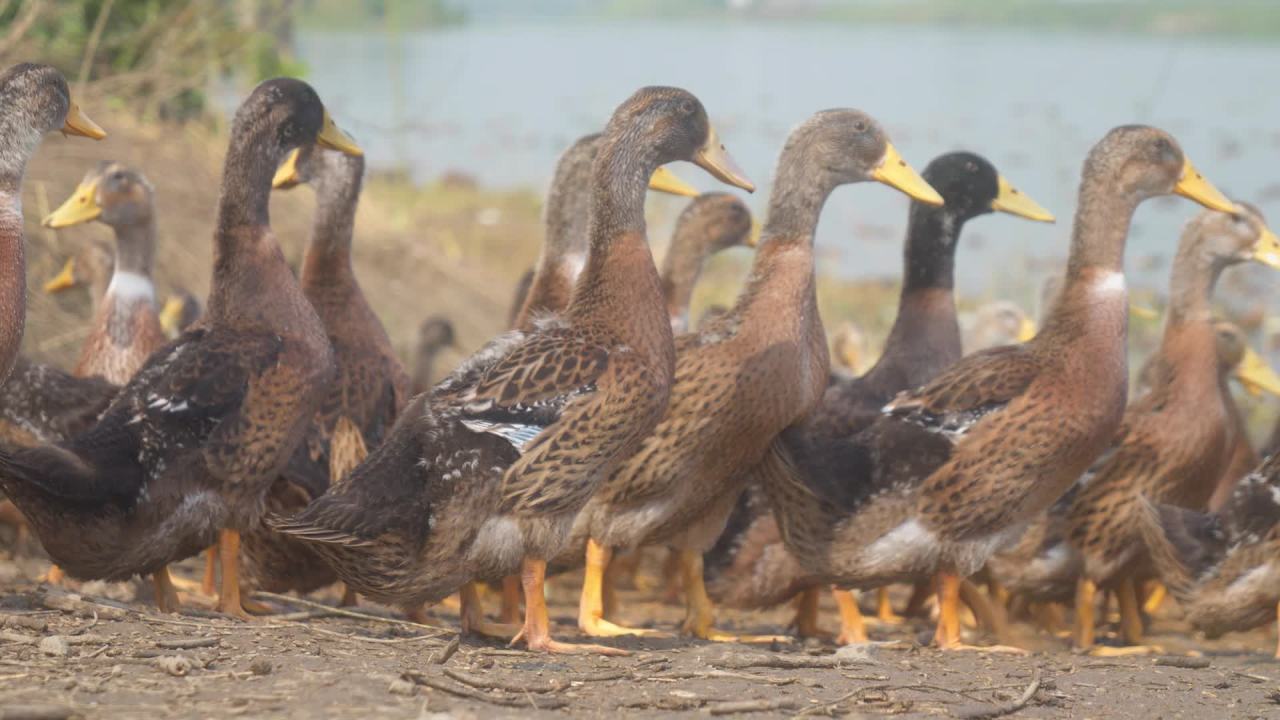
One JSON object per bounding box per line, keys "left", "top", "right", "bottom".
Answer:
{"left": 2, "top": 544, "right": 1279, "bottom": 720}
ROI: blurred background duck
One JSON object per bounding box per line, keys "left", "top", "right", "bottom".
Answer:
{"left": 411, "top": 315, "right": 458, "bottom": 394}
{"left": 0, "top": 78, "right": 361, "bottom": 618}
{"left": 765, "top": 126, "right": 1240, "bottom": 651}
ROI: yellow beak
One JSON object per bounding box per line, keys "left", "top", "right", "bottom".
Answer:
{"left": 744, "top": 220, "right": 762, "bottom": 249}
{"left": 61, "top": 100, "right": 107, "bottom": 140}
{"left": 43, "top": 179, "right": 102, "bottom": 228}
{"left": 1250, "top": 225, "right": 1280, "bottom": 270}
{"left": 158, "top": 295, "right": 187, "bottom": 336}
{"left": 1234, "top": 346, "right": 1280, "bottom": 398}
{"left": 693, "top": 127, "right": 755, "bottom": 193}
{"left": 43, "top": 257, "right": 78, "bottom": 293}
{"left": 1173, "top": 157, "right": 1236, "bottom": 214}
{"left": 1016, "top": 316, "right": 1037, "bottom": 343}
{"left": 1129, "top": 304, "right": 1160, "bottom": 321}
{"left": 871, "top": 143, "right": 944, "bottom": 206}
{"left": 316, "top": 112, "right": 363, "bottom": 157}
{"left": 273, "top": 148, "right": 304, "bottom": 189}
{"left": 991, "top": 175, "right": 1055, "bottom": 223}
{"left": 647, "top": 166, "right": 699, "bottom": 197}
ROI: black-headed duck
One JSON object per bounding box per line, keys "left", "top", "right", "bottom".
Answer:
{"left": 273, "top": 86, "right": 754, "bottom": 655}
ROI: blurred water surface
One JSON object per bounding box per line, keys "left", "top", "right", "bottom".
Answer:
{"left": 295, "top": 21, "right": 1280, "bottom": 294}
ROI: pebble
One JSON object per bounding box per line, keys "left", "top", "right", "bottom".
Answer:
{"left": 387, "top": 678, "right": 416, "bottom": 697}
{"left": 38, "top": 636, "right": 68, "bottom": 657}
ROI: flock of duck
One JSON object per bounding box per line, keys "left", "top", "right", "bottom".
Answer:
{"left": 3, "top": 61, "right": 1280, "bottom": 659}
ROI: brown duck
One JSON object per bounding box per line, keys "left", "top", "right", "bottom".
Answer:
{"left": 763, "top": 125, "right": 1239, "bottom": 650}
{"left": 272, "top": 86, "right": 754, "bottom": 655}
{"left": 1061, "top": 203, "right": 1280, "bottom": 651}
{"left": 571, "top": 110, "right": 944, "bottom": 640}
{"left": 0, "top": 78, "right": 361, "bottom": 618}
{"left": 411, "top": 315, "right": 458, "bottom": 395}
{"left": 702, "top": 151, "right": 1053, "bottom": 640}
{"left": 0, "top": 62, "right": 105, "bottom": 382}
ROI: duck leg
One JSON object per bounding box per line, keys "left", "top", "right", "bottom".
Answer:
{"left": 874, "top": 586, "right": 905, "bottom": 624}
{"left": 1142, "top": 581, "right": 1167, "bottom": 615}
{"left": 215, "top": 529, "right": 270, "bottom": 620}
{"left": 1073, "top": 578, "right": 1098, "bottom": 650}
{"left": 934, "top": 570, "right": 1024, "bottom": 652}
{"left": 499, "top": 576, "right": 522, "bottom": 624}
{"left": 659, "top": 548, "right": 682, "bottom": 604}
{"left": 152, "top": 567, "right": 181, "bottom": 614}
{"left": 1089, "top": 577, "right": 1162, "bottom": 655}
{"left": 460, "top": 582, "right": 519, "bottom": 639}
{"left": 679, "top": 550, "right": 786, "bottom": 643}
{"left": 903, "top": 580, "right": 932, "bottom": 617}
{"left": 340, "top": 584, "right": 359, "bottom": 607}
{"left": 513, "top": 557, "right": 628, "bottom": 655}
{"left": 790, "top": 586, "right": 832, "bottom": 639}
{"left": 1275, "top": 601, "right": 1280, "bottom": 660}
{"left": 959, "top": 579, "right": 1014, "bottom": 645}
{"left": 579, "top": 539, "right": 660, "bottom": 637}
{"left": 43, "top": 565, "right": 66, "bottom": 586}
{"left": 833, "top": 588, "right": 868, "bottom": 644}
{"left": 201, "top": 545, "right": 218, "bottom": 596}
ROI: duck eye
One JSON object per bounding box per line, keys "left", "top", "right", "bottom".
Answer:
{"left": 853, "top": 120, "right": 867, "bottom": 133}
{"left": 964, "top": 161, "right": 977, "bottom": 173}
{"left": 679, "top": 100, "right": 696, "bottom": 116}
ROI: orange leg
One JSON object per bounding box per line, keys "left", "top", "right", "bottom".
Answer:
{"left": 43, "top": 564, "right": 66, "bottom": 586}
{"left": 791, "top": 586, "right": 830, "bottom": 639}
{"left": 460, "top": 581, "right": 519, "bottom": 639}
{"left": 578, "top": 539, "right": 658, "bottom": 637}
{"left": 934, "top": 570, "right": 1024, "bottom": 652}
{"left": 1117, "top": 576, "right": 1144, "bottom": 645}
{"left": 513, "top": 557, "right": 628, "bottom": 655}
{"left": 152, "top": 567, "right": 181, "bottom": 614}
{"left": 875, "top": 586, "right": 905, "bottom": 624}
{"left": 1074, "top": 578, "right": 1097, "bottom": 650}
{"left": 340, "top": 584, "right": 359, "bottom": 607}
{"left": 1275, "top": 601, "right": 1280, "bottom": 660}
{"left": 959, "top": 578, "right": 1013, "bottom": 645}
{"left": 215, "top": 529, "right": 270, "bottom": 620}
{"left": 833, "top": 588, "right": 867, "bottom": 644}
{"left": 499, "top": 575, "right": 522, "bottom": 624}
{"left": 201, "top": 544, "right": 218, "bottom": 596}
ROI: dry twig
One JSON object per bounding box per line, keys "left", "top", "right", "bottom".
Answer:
{"left": 402, "top": 671, "right": 568, "bottom": 710}
{"left": 953, "top": 668, "right": 1043, "bottom": 720}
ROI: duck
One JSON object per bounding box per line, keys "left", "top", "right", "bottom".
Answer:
{"left": 987, "top": 318, "right": 1280, "bottom": 625}
{"left": 829, "top": 321, "right": 870, "bottom": 379}
{"left": 511, "top": 133, "right": 698, "bottom": 330}
{"left": 219, "top": 140, "right": 411, "bottom": 600}
{"left": 964, "top": 301, "right": 1037, "bottom": 353}
{"left": 158, "top": 289, "right": 202, "bottom": 338}
{"left": 412, "top": 315, "right": 458, "bottom": 395}
{"left": 1138, "top": 452, "right": 1280, "bottom": 657}
{"left": 571, "top": 110, "right": 944, "bottom": 640}
{"left": 1058, "top": 203, "right": 1280, "bottom": 651}
{"left": 763, "top": 125, "right": 1240, "bottom": 651}
{"left": 1206, "top": 324, "right": 1280, "bottom": 512}
{"left": 0, "top": 77, "right": 362, "bottom": 618}
{"left": 702, "top": 151, "right": 1054, "bottom": 640}
{"left": 0, "top": 62, "right": 105, "bottom": 383}
{"left": 42, "top": 162, "right": 167, "bottom": 384}
{"left": 659, "top": 192, "right": 756, "bottom": 333}
{"left": 272, "top": 86, "right": 754, "bottom": 655}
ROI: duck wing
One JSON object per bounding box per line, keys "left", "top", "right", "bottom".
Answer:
{"left": 0, "top": 356, "right": 117, "bottom": 446}
{"left": 884, "top": 344, "right": 1041, "bottom": 439}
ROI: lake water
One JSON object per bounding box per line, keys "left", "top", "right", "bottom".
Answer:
{"left": 295, "top": 21, "right": 1280, "bottom": 297}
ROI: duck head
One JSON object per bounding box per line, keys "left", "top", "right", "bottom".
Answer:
{"left": 44, "top": 162, "right": 154, "bottom": 230}
{"left": 1084, "top": 126, "right": 1235, "bottom": 212}
{"left": 0, "top": 62, "right": 105, "bottom": 167}
{"left": 1184, "top": 201, "right": 1280, "bottom": 272}
{"left": 922, "top": 152, "right": 1054, "bottom": 224}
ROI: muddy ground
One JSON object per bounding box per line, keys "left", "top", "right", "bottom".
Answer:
{"left": 2, "top": 546, "right": 1279, "bottom": 720}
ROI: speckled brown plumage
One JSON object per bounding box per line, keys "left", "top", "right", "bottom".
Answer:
{"left": 241, "top": 143, "right": 411, "bottom": 594}
{"left": 763, "top": 126, "right": 1236, "bottom": 649}
{"left": 0, "top": 79, "right": 342, "bottom": 614}
{"left": 273, "top": 87, "right": 750, "bottom": 653}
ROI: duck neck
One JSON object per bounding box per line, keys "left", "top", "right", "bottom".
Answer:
{"left": 208, "top": 130, "right": 296, "bottom": 325}
{"left": 871, "top": 206, "right": 964, "bottom": 380}
{"left": 1165, "top": 242, "right": 1222, "bottom": 327}
{"left": 0, "top": 188, "right": 24, "bottom": 379}
{"left": 661, "top": 239, "right": 711, "bottom": 334}
{"left": 104, "top": 219, "right": 158, "bottom": 309}
{"left": 568, "top": 136, "right": 671, "bottom": 366}
{"left": 301, "top": 153, "right": 362, "bottom": 289}
{"left": 734, "top": 157, "right": 828, "bottom": 318}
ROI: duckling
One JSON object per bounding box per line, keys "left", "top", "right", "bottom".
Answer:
{"left": 765, "top": 126, "right": 1240, "bottom": 651}
{"left": 0, "top": 78, "right": 362, "bottom": 618}
{"left": 42, "top": 162, "right": 166, "bottom": 385}
{"left": 272, "top": 87, "right": 754, "bottom": 655}
{"left": 0, "top": 62, "right": 105, "bottom": 382}
{"left": 572, "top": 110, "right": 943, "bottom": 640}
{"left": 1055, "top": 206, "right": 1280, "bottom": 651}
{"left": 412, "top": 315, "right": 458, "bottom": 395}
